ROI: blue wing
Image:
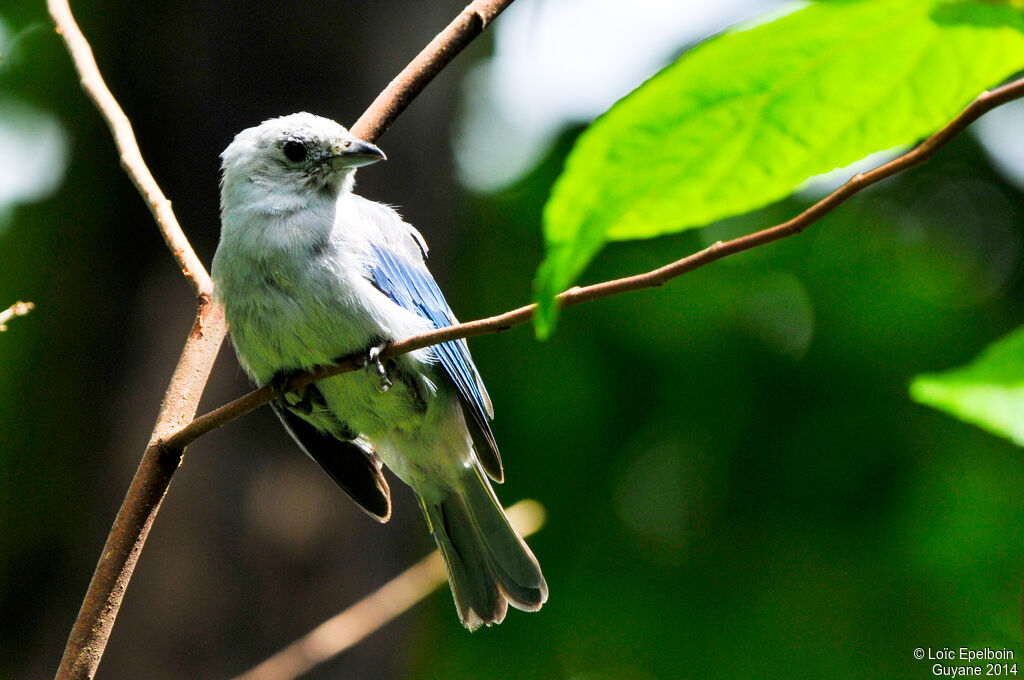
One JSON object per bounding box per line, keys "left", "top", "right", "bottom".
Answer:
{"left": 366, "top": 242, "right": 503, "bottom": 482}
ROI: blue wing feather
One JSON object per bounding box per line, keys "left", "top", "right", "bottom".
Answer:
{"left": 367, "top": 244, "right": 502, "bottom": 480}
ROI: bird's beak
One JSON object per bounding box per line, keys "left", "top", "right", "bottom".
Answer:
{"left": 328, "top": 139, "right": 386, "bottom": 168}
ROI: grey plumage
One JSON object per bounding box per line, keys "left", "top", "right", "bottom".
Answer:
{"left": 211, "top": 113, "right": 547, "bottom": 628}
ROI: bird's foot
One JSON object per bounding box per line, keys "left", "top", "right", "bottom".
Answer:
{"left": 270, "top": 369, "right": 313, "bottom": 413}
{"left": 365, "top": 344, "right": 393, "bottom": 393}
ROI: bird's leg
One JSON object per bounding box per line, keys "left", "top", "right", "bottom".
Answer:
{"left": 365, "top": 343, "right": 393, "bottom": 393}
{"left": 270, "top": 369, "right": 313, "bottom": 414}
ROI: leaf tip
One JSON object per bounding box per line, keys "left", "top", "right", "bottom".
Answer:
{"left": 531, "top": 275, "right": 560, "bottom": 341}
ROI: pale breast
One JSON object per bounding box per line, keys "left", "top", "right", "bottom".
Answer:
{"left": 225, "top": 267, "right": 375, "bottom": 383}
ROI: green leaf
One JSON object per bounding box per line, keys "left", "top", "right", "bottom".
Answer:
{"left": 533, "top": 0, "right": 1024, "bottom": 338}
{"left": 911, "top": 326, "right": 1024, "bottom": 446}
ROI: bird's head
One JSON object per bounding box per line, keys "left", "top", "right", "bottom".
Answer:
{"left": 220, "top": 112, "right": 385, "bottom": 216}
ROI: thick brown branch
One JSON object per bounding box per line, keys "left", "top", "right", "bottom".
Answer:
{"left": 162, "top": 74, "right": 1024, "bottom": 452}
{"left": 48, "top": 0, "right": 211, "bottom": 296}
{"left": 350, "top": 0, "right": 515, "bottom": 142}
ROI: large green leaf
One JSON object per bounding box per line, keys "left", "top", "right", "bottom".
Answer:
{"left": 911, "top": 326, "right": 1024, "bottom": 446}
{"left": 534, "top": 0, "right": 1024, "bottom": 337}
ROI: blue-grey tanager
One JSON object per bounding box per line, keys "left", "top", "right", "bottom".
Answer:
{"left": 211, "top": 113, "right": 547, "bottom": 629}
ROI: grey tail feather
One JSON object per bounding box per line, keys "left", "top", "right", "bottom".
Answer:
{"left": 420, "top": 465, "right": 548, "bottom": 631}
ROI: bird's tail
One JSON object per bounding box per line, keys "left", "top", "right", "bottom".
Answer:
{"left": 420, "top": 466, "right": 548, "bottom": 630}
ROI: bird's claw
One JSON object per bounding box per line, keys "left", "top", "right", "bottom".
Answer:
{"left": 366, "top": 344, "right": 392, "bottom": 393}
{"left": 270, "top": 369, "right": 313, "bottom": 413}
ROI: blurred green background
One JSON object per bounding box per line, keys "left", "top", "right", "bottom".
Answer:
{"left": 2, "top": 1, "right": 1024, "bottom": 678}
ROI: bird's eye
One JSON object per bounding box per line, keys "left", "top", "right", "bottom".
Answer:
{"left": 283, "top": 141, "right": 307, "bottom": 162}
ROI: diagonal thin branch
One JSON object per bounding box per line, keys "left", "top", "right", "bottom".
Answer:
{"left": 351, "top": 0, "right": 515, "bottom": 142}
{"left": 230, "top": 500, "right": 546, "bottom": 680}
{"left": 49, "top": 2, "right": 520, "bottom": 680}
{"left": 161, "top": 74, "right": 1024, "bottom": 454}
{"left": 48, "top": 0, "right": 211, "bottom": 296}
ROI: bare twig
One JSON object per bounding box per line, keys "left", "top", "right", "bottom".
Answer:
{"left": 0, "top": 300, "right": 34, "bottom": 331}
{"left": 161, "top": 74, "right": 1024, "bottom": 453}
{"left": 351, "top": 0, "right": 516, "bottom": 142}
{"left": 49, "top": 1, "right": 519, "bottom": 679}
{"left": 48, "top": 0, "right": 211, "bottom": 296}
{"left": 231, "top": 500, "right": 546, "bottom": 680}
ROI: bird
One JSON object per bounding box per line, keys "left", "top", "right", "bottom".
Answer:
{"left": 211, "top": 113, "right": 547, "bottom": 630}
